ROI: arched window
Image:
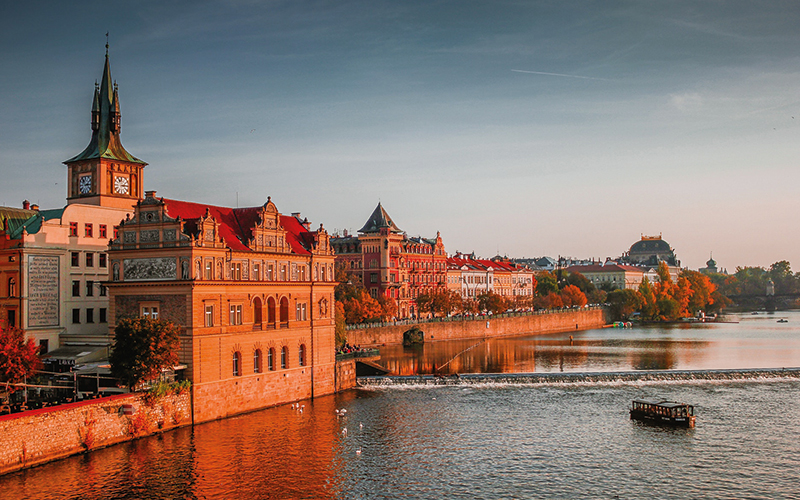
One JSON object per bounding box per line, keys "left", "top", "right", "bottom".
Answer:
{"left": 279, "top": 297, "right": 289, "bottom": 325}
{"left": 267, "top": 297, "right": 276, "bottom": 327}
{"left": 8, "top": 278, "right": 16, "bottom": 297}
{"left": 268, "top": 348, "right": 275, "bottom": 371}
{"left": 254, "top": 349, "right": 262, "bottom": 373}
{"left": 299, "top": 344, "right": 306, "bottom": 367}
{"left": 253, "top": 297, "right": 263, "bottom": 325}
{"left": 233, "top": 351, "right": 241, "bottom": 377}
{"left": 281, "top": 346, "right": 288, "bottom": 369}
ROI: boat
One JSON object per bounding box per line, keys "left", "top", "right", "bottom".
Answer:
{"left": 777, "top": 319, "right": 788, "bottom": 323}
{"left": 630, "top": 399, "right": 696, "bottom": 428}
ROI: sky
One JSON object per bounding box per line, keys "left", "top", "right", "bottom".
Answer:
{"left": 2, "top": 0, "right": 800, "bottom": 272}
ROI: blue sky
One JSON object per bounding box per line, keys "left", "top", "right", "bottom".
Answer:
{"left": 2, "top": 1, "right": 800, "bottom": 271}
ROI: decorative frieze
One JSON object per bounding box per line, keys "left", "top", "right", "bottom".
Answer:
{"left": 123, "top": 257, "right": 177, "bottom": 281}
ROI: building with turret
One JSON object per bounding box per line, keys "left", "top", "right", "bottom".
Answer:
{"left": 0, "top": 49, "right": 140, "bottom": 360}
{"left": 331, "top": 203, "right": 447, "bottom": 318}
{"left": 106, "top": 193, "right": 337, "bottom": 423}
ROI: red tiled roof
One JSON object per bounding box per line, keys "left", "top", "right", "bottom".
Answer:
{"left": 566, "top": 264, "right": 644, "bottom": 274}
{"left": 162, "top": 198, "right": 311, "bottom": 254}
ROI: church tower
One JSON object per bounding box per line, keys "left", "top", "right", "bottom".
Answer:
{"left": 64, "top": 47, "right": 146, "bottom": 208}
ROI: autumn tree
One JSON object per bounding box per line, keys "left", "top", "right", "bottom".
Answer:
{"left": 109, "top": 317, "right": 180, "bottom": 390}
{"left": 0, "top": 327, "right": 41, "bottom": 391}
{"left": 681, "top": 270, "right": 716, "bottom": 314}
{"left": 342, "top": 289, "right": 383, "bottom": 324}
{"left": 416, "top": 288, "right": 461, "bottom": 317}
{"left": 560, "top": 284, "right": 588, "bottom": 308}
{"left": 477, "top": 291, "right": 509, "bottom": 314}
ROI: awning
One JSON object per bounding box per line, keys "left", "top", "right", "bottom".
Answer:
{"left": 41, "top": 345, "right": 109, "bottom": 366}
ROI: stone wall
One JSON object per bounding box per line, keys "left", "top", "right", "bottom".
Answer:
{"left": 0, "top": 392, "right": 191, "bottom": 476}
{"left": 346, "top": 308, "right": 608, "bottom": 346}
{"left": 335, "top": 358, "right": 356, "bottom": 392}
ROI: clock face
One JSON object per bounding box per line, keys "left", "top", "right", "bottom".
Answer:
{"left": 78, "top": 175, "right": 92, "bottom": 195}
{"left": 114, "top": 175, "right": 130, "bottom": 195}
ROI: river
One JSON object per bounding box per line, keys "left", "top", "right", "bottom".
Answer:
{"left": 2, "top": 311, "right": 799, "bottom": 499}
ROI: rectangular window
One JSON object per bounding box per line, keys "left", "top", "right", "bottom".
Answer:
{"left": 205, "top": 305, "right": 214, "bottom": 327}
{"left": 141, "top": 305, "right": 159, "bottom": 319}
{"left": 85, "top": 224, "right": 93, "bottom": 238}
{"left": 267, "top": 264, "right": 274, "bottom": 281}
{"left": 86, "top": 280, "right": 94, "bottom": 297}
{"left": 86, "top": 308, "right": 94, "bottom": 323}
{"left": 72, "top": 280, "right": 80, "bottom": 297}
{"left": 113, "top": 227, "right": 119, "bottom": 240}
{"left": 71, "top": 252, "right": 80, "bottom": 267}
{"left": 99, "top": 253, "right": 107, "bottom": 268}
{"left": 7, "top": 309, "right": 16, "bottom": 328}
{"left": 295, "top": 303, "right": 307, "bottom": 321}
{"left": 229, "top": 304, "right": 243, "bottom": 325}
{"left": 69, "top": 222, "right": 78, "bottom": 237}
{"left": 99, "top": 308, "right": 107, "bottom": 323}
{"left": 371, "top": 273, "right": 378, "bottom": 283}
{"left": 231, "top": 263, "right": 242, "bottom": 280}
{"left": 99, "top": 285, "right": 107, "bottom": 297}
{"left": 38, "top": 339, "right": 48, "bottom": 355}
{"left": 86, "top": 252, "right": 94, "bottom": 267}
{"left": 72, "top": 308, "right": 80, "bottom": 324}
{"left": 205, "top": 261, "right": 213, "bottom": 280}
{"left": 280, "top": 265, "right": 286, "bottom": 281}
{"left": 253, "top": 263, "right": 260, "bottom": 281}
{"left": 298, "top": 265, "right": 306, "bottom": 281}
{"left": 99, "top": 224, "right": 107, "bottom": 239}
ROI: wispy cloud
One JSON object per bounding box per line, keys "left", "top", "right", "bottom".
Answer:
{"left": 511, "top": 69, "right": 609, "bottom": 81}
{"left": 669, "top": 92, "right": 702, "bottom": 111}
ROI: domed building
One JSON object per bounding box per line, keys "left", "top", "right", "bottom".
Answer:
{"left": 620, "top": 234, "right": 680, "bottom": 267}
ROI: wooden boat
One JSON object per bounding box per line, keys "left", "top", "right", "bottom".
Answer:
{"left": 630, "top": 399, "right": 695, "bottom": 428}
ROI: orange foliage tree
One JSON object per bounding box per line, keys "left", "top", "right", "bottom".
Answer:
{"left": 560, "top": 285, "right": 588, "bottom": 308}
{"left": 0, "top": 327, "right": 41, "bottom": 392}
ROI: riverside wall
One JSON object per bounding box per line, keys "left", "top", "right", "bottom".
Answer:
{"left": 346, "top": 308, "right": 609, "bottom": 347}
{"left": 0, "top": 392, "right": 191, "bottom": 476}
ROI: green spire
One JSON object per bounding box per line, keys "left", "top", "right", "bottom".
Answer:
{"left": 65, "top": 49, "right": 145, "bottom": 165}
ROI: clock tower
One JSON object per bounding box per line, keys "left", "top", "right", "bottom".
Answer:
{"left": 64, "top": 48, "right": 146, "bottom": 208}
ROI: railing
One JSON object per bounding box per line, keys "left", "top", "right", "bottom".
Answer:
{"left": 345, "top": 305, "right": 606, "bottom": 330}
{"left": 335, "top": 348, "right": 381, "bottom": 361}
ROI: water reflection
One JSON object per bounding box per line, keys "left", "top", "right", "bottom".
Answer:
{"left": 3, "top": 396, "right": 355, "bottom": 500}
{"left": 377, "top": 311, "right": 800, "bottom": 375}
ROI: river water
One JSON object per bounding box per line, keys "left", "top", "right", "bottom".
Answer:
{"left": 3, "top": 312, "right": 800, "bottom": 499}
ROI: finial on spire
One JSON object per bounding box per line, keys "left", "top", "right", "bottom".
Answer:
{"left": 105, "top": 32, "right": 109, "bottom": 55}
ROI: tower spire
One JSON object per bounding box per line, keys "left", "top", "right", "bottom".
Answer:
{"left": 65, "top": 47, "right": 145, "bottom": 165}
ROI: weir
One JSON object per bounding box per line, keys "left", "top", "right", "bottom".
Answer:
{"left": 357, "top": 367, "right": 800, "bottom": 387}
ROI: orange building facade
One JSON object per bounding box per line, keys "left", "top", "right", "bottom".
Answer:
{"left": 331, "top": 203, "right": 447, "bottom": 318}
{"left": 106, "top": 193, "right": 337, "bottom": 423}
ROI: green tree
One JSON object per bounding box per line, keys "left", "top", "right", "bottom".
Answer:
{"left": 0, "top": 327, "right": 41, "bottom": 392}
{"left": 607, "top": 289, "right": 643, "bottom": 321}
{"left": 564, "top": 272, "right": 595, "bottom": 294}
{"left": 109, "top": 317, "right": 181, "bottom": 390}
{"left": 638, "top": 278, "right": 658, "bottom": 320}
{"left": 334, "top": 301, "right": 347, "bottom": 347}
{"left": 536, "top": 272, "right": 559, "bottom": 296}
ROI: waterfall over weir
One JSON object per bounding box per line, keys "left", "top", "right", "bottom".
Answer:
{"left": 357, "top": 367, "right": 800, "bottom": 387}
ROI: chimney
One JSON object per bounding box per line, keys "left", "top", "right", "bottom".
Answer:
{"left": 22, "top": 200, "right": 30, "bottom": 210}
{"left": 145, "top": 190, "right": 157, "bottom": 199}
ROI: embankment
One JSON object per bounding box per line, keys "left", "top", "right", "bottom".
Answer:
{"left": 0, "top": 392, "right": 191, "bottom": 476}
{"left": 346, "top": 308, "right": 608, "bottom": 347}
{"left": 357, "top": 367, "right": 800, "bottom": 387}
